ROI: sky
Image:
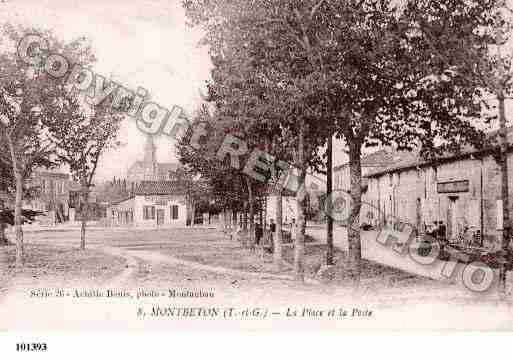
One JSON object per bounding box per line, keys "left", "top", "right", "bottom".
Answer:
{"left": 1, "top": 0, "right": 212, "bottom": 181}
{"left": 2, "top": 0, "right": 509, "bottom": 186}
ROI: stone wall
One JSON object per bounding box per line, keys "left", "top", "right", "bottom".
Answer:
{"left": 360, "top": 153, "right": 513, "bottom": 249}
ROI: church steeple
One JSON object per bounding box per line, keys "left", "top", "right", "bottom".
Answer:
{"left": 142, "top": 134, "right": 158, "bottom": 181}
{"left": 143, "top": 134, "right": 157, "bottom": 166}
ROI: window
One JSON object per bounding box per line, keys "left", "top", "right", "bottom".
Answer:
{"left": 171, "top": 205, "right": 179, "bottom": 220}
{"left": 143, "top": 206, "right": 155, "bottom": 220}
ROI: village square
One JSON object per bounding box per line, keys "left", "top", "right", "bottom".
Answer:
{"left": 3, "top": 0, "right": 513, "bottom": 332}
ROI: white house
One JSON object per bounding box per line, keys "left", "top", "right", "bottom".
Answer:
{"left": 111, "top": 181, "right": 188, "bottom": 228}
{"left": 266, "top": 193, "right": 298, "bottom": 225}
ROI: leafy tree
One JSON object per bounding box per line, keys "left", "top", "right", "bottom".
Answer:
{"left": 184, "top": 0, "right": 502, "bottom": 285}
{"left": 0, "top": 25, "right": 59, "bottom": 267}
{"left": 43, "top": 92, "right": 124, "bottom": 249}
{"left": 0, "top": 158, "right": 12, "bottom": 245}
{"left": 168, "top": 165, "right": 212, "bottom": 227}
{"left": 285, "top": 0, "right": 499, "bottom": 283}
{"left": 184, "top": 0, "right": 331, "bottom": 280}
{"left": 205, "top": 53, "right": 297, "bottom": 253}
{"left": 410, "top": 0, "right": 513, "bottom": 295}
{"left": 177, "top": 107, "right": 251, "bottom": 233}
{"left": 0, "top": 23, "right": 98, "bottom": 265}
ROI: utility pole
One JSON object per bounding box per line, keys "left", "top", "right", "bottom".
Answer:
{"left": 326, "top": 134, "right": 334, "bottom": 266}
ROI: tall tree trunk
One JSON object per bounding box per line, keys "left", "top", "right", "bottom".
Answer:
{"left": 0, "top": 200, "right": 6, "bottom": 246}
{"left": 347, "top": 140, "right": 363, "bottom": 286}
{"left": 326, "top": 134, "right": 334, "bottom": 266}
{"left": 14, "top": 173, "right": 24, "bottom": 268}
{"left": 243, "top": 202, "right": 248, "bottom": 231}
{"left": 263, "top": 194, "right": 268, "bottom": 230}
{"left": 232, "top": 208, "right": 238, "bottom": 239}
{"left": 80, "top": 186, "right": 89, "bottom": 250}
{"left": 274, "top": 188, "right": 283, "bottom": 269}
{"left": 498, "top": 91, "right": 510, "bottom": 296}
{"left": 246, "top": 177, "right": 255, "bottom": 248}
{"left": 8, "top": 139, "right": 24, "bottom": 268}
{"left": 190, "top": 199, "right": 196, "bottom": 228}
{"left": 294, "top": 119, "right": 307, "bottom": 282}
{"left": 0, "top": 224, "right": 6, "bottom": 246}
{"left": 259, "top": 198, "right": 263, "bottom": 228}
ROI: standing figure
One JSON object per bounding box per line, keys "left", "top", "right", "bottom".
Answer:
{"left": 268, "top": 219, "right": 276, "bottom": 254}
{"left": 290, "top": 218, "right": 296, "bottom": 243}
{"left": 255, "top": 221, "right": 263, "bottom": 246}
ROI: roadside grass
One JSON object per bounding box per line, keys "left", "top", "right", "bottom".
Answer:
{"left": 121, "top": 229, "right": 427, "bottom": 290}
{"left": 282, "top": 243, "right": 433, "bottom": 289}
{"left": 126, "top": 231, "right": 295, "bottom": 275}
{"left": 0, "top": 243, "right": 127, "bottom": 296}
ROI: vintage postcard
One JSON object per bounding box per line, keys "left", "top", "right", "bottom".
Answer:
{"left": 2, "top": 1, "right": 513, "bottom": 352}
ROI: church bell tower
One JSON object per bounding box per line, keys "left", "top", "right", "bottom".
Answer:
{"left": 143, "top": 134, "right": 157, "bottom": 180}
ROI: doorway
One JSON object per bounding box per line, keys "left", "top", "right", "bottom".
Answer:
{"left": 447, "top": 196, "right": 458, "bottom": 240}
{"left": 157, "top": 209, "right": 165, "bottom": 226}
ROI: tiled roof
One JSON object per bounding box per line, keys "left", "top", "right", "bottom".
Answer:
{"left": 35, "top": 171, "right": 69, "bottom": 180}
{"left": 333, "top": 149, "right": 397, "bottom": 172}
{"left": 134, "top": 181, "right": 186, "bottom": 196}
{"left": 364, "top": 127, "right": 513, "bottom": 178}
{"left": 129, "top": 161, "right": 179, "bottom": 171}
{"left": 157, "top": 163, "right": 180, "bottom": 174}
{"left": 0, "top": 190, "right": 13, "bottom": 206}
{"left": 111, "top": 196, "right": 134, "bottom": 205}
{"left": 365, "top": 151, "right": 421, "bottom": 177}
{"left": 68, "top": 182, "right": 82, "bottom": 191}
{"left": 360, "top": 149, "right": 399, "bottom": 167}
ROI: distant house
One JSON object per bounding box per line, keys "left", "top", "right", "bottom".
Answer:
{"left": 333, "top": 149, "right": 400, "bottom": 193}
{"left": 24, "top": 170, "right": 73, "bottom": 224}
{"left": 0, "top": 191, "right": 13, "bottom": 210}
{"left": 111, "top": 181, "right": 188, "bottom": 227}
{"left": 266, "top": 191, "right": 298, "bottom": 225}
{"left": 265, "top": 183, "right": 324, "bottom": 224}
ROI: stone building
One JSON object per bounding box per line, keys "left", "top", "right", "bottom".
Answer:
{"left": 110, "top": 181, "right": 187, "bottom": 227}
{"left": 333, "top": 149, "right": 398, "bottom": 191}
{"left": 0, "top": 191, "right": 13, "bottom": 214}
{"left": 109, "top": 133, "right": 190, "bottom": 227}
{"left": 334, "top": 132, "right": 513, "bottom": 250}
{"left": 127, "top": 134, "right": 180, "bottom": 183}
{"left": 25, "top": 170, "right": 73, "bottom": 224}
{"left": 266, "top": 192, "right": 298, "bottom": 225}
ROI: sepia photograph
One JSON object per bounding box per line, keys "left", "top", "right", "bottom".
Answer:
{"left": 2, "top": 0, "right": 513, "bottom": 355}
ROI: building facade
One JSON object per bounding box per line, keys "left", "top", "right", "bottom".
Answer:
{"left": 334, "top": 145, "right": 513, "bottom": 250}
{"left": 266, "top": 194, "right": 298, "bottom": 225}
{"left": 0, "top": 191, "right": 13, "bottom": 211}
{"left": 333, "top": 149, "right": 400, "bottom": 191}
{"left": 25, "top": 170, "right": 74, "bottom": 224}
{"left": 111, "top": 181, "right": 187, "bottom": 227}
